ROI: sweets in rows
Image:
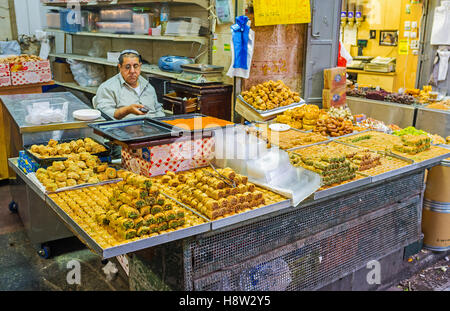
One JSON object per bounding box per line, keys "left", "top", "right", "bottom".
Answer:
{"left": 29, "top": 137, "right": 107, "bottom": 159}
{"left": 152, "top": 167, "right": 286, "bottom": 220}
{"left": 36, "top": 154, "right": 117, "bottom": 191}
{"left": 241, "top": 80, "right": 301, "bottom": 111}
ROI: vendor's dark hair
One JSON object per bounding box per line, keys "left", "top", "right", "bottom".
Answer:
{"left": 119, "top": 52, "right": 142, "bottom": 65}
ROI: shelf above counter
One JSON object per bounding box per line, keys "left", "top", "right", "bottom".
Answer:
{"left": 41, "top": 0, "right": 210, "bottom": 10}
{"left": 48, "top": 52, "right": 183, "bottom": 80}
{"left": 44, "top": 29, "right": 208, "bottom": 45}
{"left": 53, "top": 80, "right": 99, "bottom": 94}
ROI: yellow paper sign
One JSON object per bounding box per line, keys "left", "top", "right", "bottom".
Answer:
{"left": 398, "top": 39, "right": 409, "bottom": 55}
{"left": 253, "top": 0, "right": 311, "bottom": 26}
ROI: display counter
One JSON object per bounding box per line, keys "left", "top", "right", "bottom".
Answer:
{"left": 8, "top": 126, "right": 449, "bottom": 288}
{"left": 415, "top": 106, "right": 450, "bottom": 138}
{"left": 346, "top": 96, "right": 416, "bottom": 128}
{"left": 0, "top": 92, "right": 106, "bottom": 180}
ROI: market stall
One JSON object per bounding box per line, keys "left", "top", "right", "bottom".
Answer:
{"left": 2, "top": 92, "right": 107, "bottom": 256}
{"left": 7, "top": 103, "right": 449, "bottom": 288}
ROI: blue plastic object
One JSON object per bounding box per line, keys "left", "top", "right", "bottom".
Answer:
{"left": 158, "top": 56, "right": 194, "bottom": 73}
{"left": 8, "top": 201, "right": 18, "bottom": 213}
{"left": 60, "top": 9, "right": 81, "bottom": 33}
{"left": 231, "top": 16, "right": 250, "bottom": 70}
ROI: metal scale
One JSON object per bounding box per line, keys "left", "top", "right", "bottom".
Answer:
{"left": 178, "top": 64, "right": 224, "bottom": 84}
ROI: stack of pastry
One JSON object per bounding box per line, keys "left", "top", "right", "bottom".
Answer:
{"left": 393, "top": 134, "right": 431, "bottom": 155}
{"left": 29, "top": 138, "right": 107, "bottom": 159}
{"left": 349, "top": 150, "right": 381, "bottom": 171}
{"left": 154, "top": 168, "right": 267, "bottom": 220}
{"left": 36, "top": 154, "right": 117, "bottom": 191}
{"left": 100, "top": 171, "right": 192, "bottom": 240}
{"left": 289, "top": 146, "right": 359, "bottom": 186}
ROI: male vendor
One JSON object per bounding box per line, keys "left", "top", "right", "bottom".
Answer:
{"left": 93, "top": 49, "right": 165, "bottom": 120}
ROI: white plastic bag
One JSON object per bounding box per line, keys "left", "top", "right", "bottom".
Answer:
{"left": 67, "top": 59, "right": 105, "bottom": 87}
{"left": 430, "top": 1, "right": 450, "bottom": 45}
{"left": 0, "top": 40, "right": 21, "bottom": 56}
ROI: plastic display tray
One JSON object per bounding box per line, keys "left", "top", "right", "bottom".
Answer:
{"left": 237, "top": 94, "right": 305, "bottom": 117}
{"left": 23, "top": 137, "right": 111, "bottom": 168}
{"left": 88, "top": 118, "right": 181, "bottom": 143}
{"left": 155, "top": 113, "right": 235, "bottom": 134}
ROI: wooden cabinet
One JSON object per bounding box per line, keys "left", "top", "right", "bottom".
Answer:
{"left": 357, "top": 72, "right": 396, "bottom": 92}
{"left": 164, "top": 81, "right": 233, "bottom": 121}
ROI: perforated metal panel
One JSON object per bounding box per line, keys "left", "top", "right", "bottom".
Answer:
{"left": 128, "top": 170, "right": 425, "bottom": 291}
{"left": 186, "top": 171, "right": 424, "bottom": 282}
{"left": 191, "top": 196, "right": 421, "bottom": 291}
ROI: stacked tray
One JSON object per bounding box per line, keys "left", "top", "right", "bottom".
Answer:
{"left": 238, "top": 94, "right": 305, "bottom": 117}
{"left": 43, "top": 168, "right": 292, "bottom": 259}
{"left": 24, "top": 137, "right": 111, "bottom": 169}
{"left": 88, "top": 118, "right": 182, "bottom": 143}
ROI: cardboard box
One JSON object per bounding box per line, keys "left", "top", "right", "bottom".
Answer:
{"left": 121, "top": 137, "right": 215, "bottom": 177}
{"left": 11, "top": 69, "right": 52, "bottom": 86}
{"left": 52, "top": 62, "right": 74, "bottom": 82}
{"left": 324, "top": 67, "right": 346, "bottom": 90}
{"left": 0, "top": 76, "right": 11, "bottom": 87}
{"left": 0, "top": 63, "right": 10, "bottom": 77}
{"left": 10, "top": 60, "right": 51, "bottom": 72}
{"left": 322, "top": 87, "right": 346, "bottom": 109}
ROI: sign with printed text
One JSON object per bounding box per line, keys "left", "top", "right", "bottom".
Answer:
{"left": 253, "top": 0, "right": 311, "bottom": 26}
{"left": 398, "top": 39, "right": 409, "bottom": 55}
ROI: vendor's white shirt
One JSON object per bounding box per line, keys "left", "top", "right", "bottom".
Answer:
{"left": 133, "top": 84, "right": 141, "bottom": 96}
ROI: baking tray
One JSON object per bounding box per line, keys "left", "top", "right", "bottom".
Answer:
{"left": 237, "top": 94, "right": 305, "bottom": 117}
{"left": 23, "top": 137, "right": 111, "bottom": 168}
{"left": 154, "top": 113, "right": 235, "bottom": 134}
{"left": 355, "top": 151, "right": 418, "bottom": 183}
{"left": 45, "top": 188, "right": 211, "bottom": 259}
{"left": 88, "top": 117, "right": 182, "bottom": 143}
{"left": 209, "top": 199, "right": 292, "bottom": 230}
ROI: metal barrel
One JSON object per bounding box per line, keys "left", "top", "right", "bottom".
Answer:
{"left": 424, "top": 158, "right": 450, "bottom": 203}
{"left": 422, "top": 199, "right": 450, "bottom": 252}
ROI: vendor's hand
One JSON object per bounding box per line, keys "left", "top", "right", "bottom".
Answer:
{"left": 127, "top": 104, "right": 146, "bottom": 115}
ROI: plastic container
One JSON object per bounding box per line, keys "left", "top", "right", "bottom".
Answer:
{"left": 23, "top": 98, "right": 69, "bottom": 125}
{"left": 46, "top": 11, "right": 60, "bottom": 29}
{"left": 96, "top": 22, "right": 134, "bottom": 34}
{"left": 60, "top": 9, "right": 81, "bottom": 33}
{"left": 81, "top": 11, "right": 99, "bottom": 31}
{"left": 132, "top": 13, "right": 150, "bottom": 34}
{"left": 160, "top": 4, "right": 170, "bottom": 35}
{"left": 100, "top": 8, "right": 133, "bottom": 22}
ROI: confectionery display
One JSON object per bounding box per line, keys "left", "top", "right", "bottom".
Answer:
{"left": 47, "top": 178, "right": 207, "bottom": 247}
{"left": 327, "top": 106, "right": 353, "bottom": 121}
{"left": 241, "top": 80, "right": 301, "bottom": 111}
{"left": 392, "top": 126, "right": 447, "bottom": 145}
{"left": 35, "top": 154, "right": 117, "bottom": 192}
{"left": 338, "top": 131, "right": 450, "bottom": 163}
{"left": 28, "top": 137, "right": 107, "bottom": 159}
{"left": 0, "top": 54, "right": 44, "bottom": 64}
{"left": 254, "top": 123, "right": 328, "bottom": 150}
{"left": 313, "top": 117, "right": 354, "bottom": 137}
{"left": 274, "top": 104, "right": 327, "bottom": 130}
{"left": 151, "top": 167, "right": 286, "bottom": 220}
{"left": 288, "top": 143, "right": 361, "bottom": 187}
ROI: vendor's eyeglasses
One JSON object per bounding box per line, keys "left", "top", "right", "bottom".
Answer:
{"left": 123, "top": 64, "right": 141, "bottom": 70}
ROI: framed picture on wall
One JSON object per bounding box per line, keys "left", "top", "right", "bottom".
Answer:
{"left": 379, "top": 30, "right": 398, "bottom": 46}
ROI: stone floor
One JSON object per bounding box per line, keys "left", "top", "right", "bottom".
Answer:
{"left": 0, "top": 182, "right": 129, "bottom": 291}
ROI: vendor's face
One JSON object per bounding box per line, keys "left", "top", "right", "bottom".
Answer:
{"left": 119, "top": 56, "right": 141, "bottom": 86}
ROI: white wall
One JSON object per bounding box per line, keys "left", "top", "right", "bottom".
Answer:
{"left": 0, "top": 0, "right": 14, "bottom": 40}
{"left": 14, "top": 0, "right": 46, "bottom": 36}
